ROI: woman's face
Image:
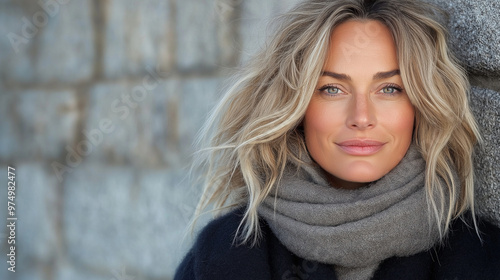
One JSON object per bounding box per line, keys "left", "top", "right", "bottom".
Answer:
{"left": 304, "top": 20, "right": 415, "bottom": 189}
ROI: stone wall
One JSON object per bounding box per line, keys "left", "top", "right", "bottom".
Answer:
{"left": 0, "top": 0, "right": 301, "bottom": 279}
{"left": 427, "top": 0, "right": 500, "bottom": 226}
{"left": 0, "top": 0, "right": 498, "bottom": 280}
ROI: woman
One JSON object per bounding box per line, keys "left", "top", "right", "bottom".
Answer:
{"left": 175, "top": 0, "right": 500, "bottom": 279}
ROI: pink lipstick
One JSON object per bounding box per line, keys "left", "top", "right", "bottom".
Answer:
{"left": 336, "top": 140, "right": 385, "bottom": 156}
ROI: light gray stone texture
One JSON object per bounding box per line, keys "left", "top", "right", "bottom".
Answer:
{"left": 239, "top": 0, "right": 302, "bottom": 62}
{"left": 85, "top": 77, "right": 222, "bottom": 167}
{"left": 213, "top": 0, "right": 241, "bottom": 66}
{"left": 176, "top": 0, "right": 221, "bottom": 70}
{"left": 54, "top": 261, "right": 112, "bottom": 280}
{"left": 0, "top": 165, "right": 13, "bottom": 278}
{"left": 470, "top": 87, "right": 500, "bottom": 227}
{"left": 86, "top": 78, "right": 179, "bottom": 167}
{"left": 0, "top": 163, "right": 59, "bottom": 279}
{"left": 15, "top": 89, "right": 79, "bottom": 159}
{"left": 0, "top": 5, "right": 37, "bottom": 82}
{"left": 0, "top": 89, "right": 78, "bottom": 160}
{"left": 178, "top": 78, "right": 222, "bottom": 158}
{"left": 63, "top": 164, "right": 202, "bottom": 278}
{"left": 0, "top": 263, "right": 9, "bottom": 280}
{"left": 0, "top": 92, "right": 18, "bottom": 160}
{"left": 104, "top": 0, "right": 172, "bottom": 78}
{"left": 35, "top": 0, "right": 94, "bottom": 83}
{"left": 0, "top": 165, "right": 10, "bottom": 245}
{"left": 11, "top": 267, "right": 45, "bottom": 280}
{"left": 0, "top": 1, "right": 94, "bottom": 83}
{"left": 427, "top": 0, "right": 500, "bottom": 75}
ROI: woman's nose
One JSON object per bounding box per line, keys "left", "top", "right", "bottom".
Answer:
{"left": 346, "top": 95, "right": 376, "bottom": 130}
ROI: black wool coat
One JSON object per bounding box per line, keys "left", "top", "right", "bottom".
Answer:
{"left": 175, "top": 208, "right": 500, "bottom": 280}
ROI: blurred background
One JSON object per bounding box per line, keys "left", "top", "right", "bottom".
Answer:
{"left": 0, "top": 0, "right": 302, "bottom": 279}
{"left": 0, "top": 0, "right": 499, "bottom": 279}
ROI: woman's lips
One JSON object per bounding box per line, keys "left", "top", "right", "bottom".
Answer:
{"left": 336, "top": 140, "right": 386, "bottom": 156}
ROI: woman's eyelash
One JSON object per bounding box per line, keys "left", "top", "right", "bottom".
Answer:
{"left": 386, "top": 83, "right": 403, "bottom": 91}
{"left": 318, "top": 84, "right": 343, "bottom": 95}
{"left": 317, "top": 83, "right": 404, "bottom": 95}
{"left": 318, "top": 84, "right": 337, "bottom": 91}
{"left": 380, "top": 84, "right": 404, "bottom": 94}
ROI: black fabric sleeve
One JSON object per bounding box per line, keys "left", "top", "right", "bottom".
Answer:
{"left": 174, "top": 249, "right": 196, "bottom": 280}
{"left": 433, "top": 215, "right": 500, "bottom": 279}
{"left": 173, "top": 208, "right": 273, "bottom": 280}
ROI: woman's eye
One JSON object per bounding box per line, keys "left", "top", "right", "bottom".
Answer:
{"left": 318, "top": 85, "right": 343, "bottom": 96}
{"left": 326, "top": 87, "right": 340, "bottom": 94}
{"left": 382, "top": 87, "right": 395, "bottom": 94}
{"left": 379, "top": 85, "right": 402, "bottom": 95}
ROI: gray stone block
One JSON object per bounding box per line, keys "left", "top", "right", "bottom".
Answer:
{"left": 427, "top": 0, "right": 500, "bottom": 75}
{"left": 0, "top": 1, "right": 94, "bottom": 83}
{"left": 16, "top": 89, "right": 79, "bottom": 160}
{"left": 54, "top": 262, "right": 111, "bottom": 280}
{"left": 0, "top": 92, "right": 18, "bottom": 160}
{"left": 238, "top": 0, "right": 302, "bottom": 63}
{"left": 178, "top": 78, "right": 222, "bottom": 159}
{"left": 469, "top": 87, "right": 500, "bottom": 227}
{"left": 85, "top": 77, "right": 221, "bottom": 167}
{"left": 239, "top": 0, "right": 276, "bottom": 63}
{"left": 0, "top": 89, "right": 78, "bottom": 161}
{"left": 63, "top": 164, "right": 201, "bottom": 278}
{"left": 0, "top": 5, "right": 37, "bottom": 83}
{"left": 213, "top": 0, "right": 240, "bottom": 67}
{"left": 104, "top": 0, "right": 172, "bottom": 78}
{"left": 0, "top": 163, "right": 59, "bottom": 279}
{"left": 13, "top": 267, "right": 45, "bottom": 280}
{"left": 85, "top": 77, "right": 179, "bottom": 167}
{"left": 0, "top": 165, "right": 11, "bottom": 257}
{"left": 0, "top": 262, "right": 9, "bottom": 280}
{"left": 16, "top": 163, "right": 59, "bottom": 261}
{"left": 276, "top": 0, "right": 304, "bottom": 13}
{"left": 0, "top": 164, "right": 16, "bottom": 277}
{"left": 176, "top": 0, "right": 221, "bottom": 70}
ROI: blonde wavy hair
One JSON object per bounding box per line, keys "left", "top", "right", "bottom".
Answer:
{"left": 192, "top": 0, "right": 481, "bottom": 245}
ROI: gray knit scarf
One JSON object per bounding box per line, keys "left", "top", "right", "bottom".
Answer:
{"left": 258, "top": 145, "right": 442, "bottom": 280}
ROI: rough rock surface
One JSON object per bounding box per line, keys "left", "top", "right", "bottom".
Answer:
{"left": 470, "top": 87, "right": 500, "bottom": 227}
{"left": 426, "top": 0, "right": 500, "bottom": 75}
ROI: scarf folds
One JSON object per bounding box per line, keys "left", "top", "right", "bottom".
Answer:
{"left": 258, "top": 145, "right": 442, "bottom": 279}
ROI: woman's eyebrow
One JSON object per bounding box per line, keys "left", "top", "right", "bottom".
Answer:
{"left": 373, "top": 69, "right": 400, "bottom": 80}
{"left": 321, "top": 69, "right": 400, "bottom": 81}
{"left": 322, "top": 71, "right": 351, "bottom": 80}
